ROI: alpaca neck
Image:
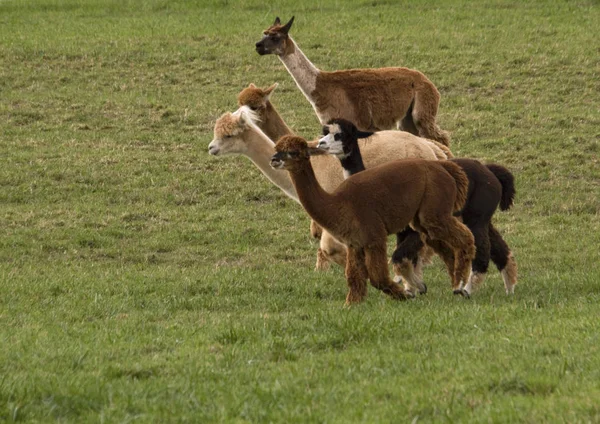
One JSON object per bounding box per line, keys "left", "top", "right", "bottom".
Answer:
{"left": 288, "top": 162, "right": 344, "bottom": 235}
{"left": 263, "top": 101, "right": 294, "bottom": 141}
{"left": 279, "top": 37, "right": 320, "bottom": 104}
{"left": 243, "top": 128, "right": 299, "bottom": 203}
{"left": 339, "top": 149, "right": 366, "bottom": 178}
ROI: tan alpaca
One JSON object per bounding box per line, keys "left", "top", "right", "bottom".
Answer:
{"left": 210, "top": 107, "right": 450, "bottom": 272}
{"left": 235, "top": 87, "right": 451, "bottom": 268}
{"left": 270, "top": 136, "right": 475, "bottom": 304}
{"left": 255, "top": 17, "right": 450, "bottom": 146}
{"left": 237, "top": 83, "right": 293, "bottom": 142}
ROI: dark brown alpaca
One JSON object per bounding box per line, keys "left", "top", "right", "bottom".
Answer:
{"left": 318, "top": 118, "right": 518, "bottom": 296}
{"left": 393, "top": 159, "right": 518, "bottom": 296}
{"left": 270, "top": 136, "right": 475, "bottom": 305}
{"left": 255, "top": 17, "right": 451, "bottom": 145}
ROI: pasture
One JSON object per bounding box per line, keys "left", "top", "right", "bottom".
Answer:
{"left": 1, "top": 0, "right": 599, "bottom": 422}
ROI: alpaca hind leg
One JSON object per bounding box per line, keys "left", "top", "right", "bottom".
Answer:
{"left": 315, "top": 248, "right": 330, "bottom": 271}
{"left": 489, "top": 225, "right": 518, "bottom": 294}
{"left": 345, "top": 247, "right": 368, "bottom": 305}
{"left": 426, "top": 219, "right": 475, "bottom": 297}
{"left": 425, "top": 237, "right": 457, "bottom": 289}
{"left": 365, "top": 244, "right": 412, "bottom": 300}
{"left": 399, "top": 100, "right": 419, "bottom": 136}
{"left": 463, "top": 222, "right": 491, "bottom": 296}
{"left": 412, "top": 87, "right": 450, "bottom": 146}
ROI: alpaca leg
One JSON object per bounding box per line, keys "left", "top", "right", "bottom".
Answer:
{"left": 345, "top": 247, "right": 368, "bottom": 305}
{"left": 425, "top": 219, "right": 475, "bottom": 297}
{"left": 320, "top": 231, "right": 347, "bottom": 268}
{"left": 412, "top": 87, "right": 450, "bottom": 146}
{"left": 489, "top": 224, "right": 518, "bottom": 294}
{"left": 463, "top": 221, "right": 491, "bottom": 296}
{"left": 391, "top": 228, "right": 427, "bottom": 295}
{"left": 365, "top": 243, "right": 412, "bottom": 300}
{"left": 310, "top": 220, "right": 323, "bottom": 239}
{"left": 399, "top": 100, "right": 419, "bottom": 136}
{"left": 392, "top": 259, "right": 425, "bottom": 296}
{"left": 424, "top": 237, "right": 457, "bottom": 286}
{"left": 315, "top": 248, "right": 330, "bottom": 271}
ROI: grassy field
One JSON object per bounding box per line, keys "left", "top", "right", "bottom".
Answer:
{"left": 1, "top": 0, "right": 600, "bottom": 422}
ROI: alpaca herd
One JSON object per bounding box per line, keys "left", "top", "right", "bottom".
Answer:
{"left": 209, "top": 16, "right": 518, "bottom": 305}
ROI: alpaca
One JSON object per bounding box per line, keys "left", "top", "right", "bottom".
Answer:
{"left": 235, "top": 86, "right": 452, "bottom": 268}
{"left": 211, "top": 106, "right": 451, "bottom": 272}
{"left": 255, "top": 16, "right": 450, "bottom": 145}
{"left": 237, "top": 83, "right": 293, "bottom": 142}
{"left": 318, "top": 118, "right": 518, "bottom": 296}
{"left": 270, "top": 135, "right": 475, "bottom": 304}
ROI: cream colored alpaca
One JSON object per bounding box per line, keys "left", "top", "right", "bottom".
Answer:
{"left": 255, "top": 17, "right": 450, "bottom": 145}
{"left": 237, "top": 83, "right": 293, "bottom": 142}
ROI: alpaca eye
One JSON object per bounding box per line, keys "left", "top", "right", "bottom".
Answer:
{"left": 334, "top": 134, "right": 341, "bottom": 140}
{"left": 249, "top": 106, "right": 258, "bottom": 111}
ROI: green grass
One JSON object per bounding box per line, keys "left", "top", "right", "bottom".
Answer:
{"left": 1, "top": 0, "right": 600, "bottom": 422}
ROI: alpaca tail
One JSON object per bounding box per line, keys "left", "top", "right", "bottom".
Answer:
{"left": 430, "top": 127, "right": 451, "bottom": 147}
{"left": 439, "top": 161, "right": 469, "bottom": 213}
{"left": 486, "top": 164, "right": 516, "bottom": 211}
{"left": 430, "top": 140, "right": 454, "bottom": 159}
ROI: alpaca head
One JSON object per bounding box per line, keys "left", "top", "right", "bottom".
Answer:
{"left": 317, "top": 118, "right": 368, "bottom": 160}
{"left": 208, "top": 107, "right": 260, "bottom": 156}
{"left": 255, "top": 16, "right": 294, "bottom": 56}
{"left": 270, "top": 135, "right": 322, "bottom": 171}
{"left": 237, "top": 83, "right": 278, "bottom": 120}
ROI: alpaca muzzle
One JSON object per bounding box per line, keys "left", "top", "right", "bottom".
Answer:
{"left": 208, "top": 141, "right": 220, "bottom": 156}
{"left": 270, "top": 152, "right": 286, "bottom": 169}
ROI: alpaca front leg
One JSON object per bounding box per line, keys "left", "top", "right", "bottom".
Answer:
{"left": 392, "top": 260, "right": 426, "bottom": 296}
{"left": 345, "top": 247, "right": 368, "bottom": 305}
{"left": 320, "top": 232, "right": 347, "bottom": 268}
{"left": 392, "top": 228, "right": 428, "bottom": 295}
{"left": 365, "top": 244, "right": 413, "bottom": 301}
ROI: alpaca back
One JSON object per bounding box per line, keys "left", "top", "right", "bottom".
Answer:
{"left": 438, "top": 161, "right": 470, "bottom": 213}
{"left": 485, "top": 164, "right": 516, "bottom": 211}
{"left": 313, "top": 134, "right": 442, "bottom": 193}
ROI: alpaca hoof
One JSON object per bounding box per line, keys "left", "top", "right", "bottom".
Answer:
{"left": 453, "top": 289, "right": 470, "bottom": 299}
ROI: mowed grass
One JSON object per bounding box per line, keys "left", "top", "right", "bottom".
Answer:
{"left": 1, "top": 0, "right": 600, "bottom": 422}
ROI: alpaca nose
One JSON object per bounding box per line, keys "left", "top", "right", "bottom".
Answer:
{"left": 255, "top": 41, "right": 263, "bottom": 48}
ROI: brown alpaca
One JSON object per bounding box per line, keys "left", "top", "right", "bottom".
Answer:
{"left": 270, "top": 136, "right": 475, "bottom": 304}
{"left": 255, "top": 17, "right": 451, "bottom": 146}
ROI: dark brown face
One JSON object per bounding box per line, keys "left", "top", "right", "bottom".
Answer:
{"left": 255, "top": 32, "right": 286, "bottom": 56}
{"left": 270, "top": 150, "right": 301, "bottom": 170}
{"left": 255, "top": 16, "right": 294, "bottom": 56}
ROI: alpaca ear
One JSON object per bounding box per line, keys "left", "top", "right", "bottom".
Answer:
{"left": 307, "top": 145, "right": 327, "bottom": 156}
{"left": 237, "top": 111, "right": 248, "bottom": 126}
{"left": 356, "top": 130, "right": 374, "bottom": 139}
{"left": 264, "top": 83, "right": 279, "bottom": 98}
{"left": 249, "top": 83, "right": 257, "bottom": 89}
{"left": 281, "top": 16, "right": 294, "bottom": 34}
{"left": 274, "top": 17, "right": 281, "bottom": 25}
